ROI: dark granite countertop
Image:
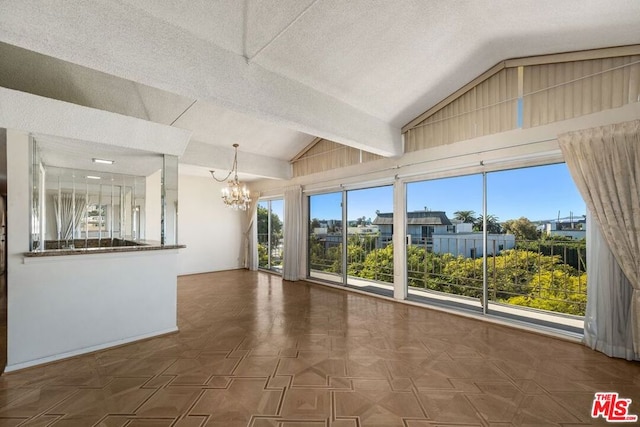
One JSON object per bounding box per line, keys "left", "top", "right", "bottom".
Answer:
{"left": 24, "top": 240, "right": 185, "bottom": 257}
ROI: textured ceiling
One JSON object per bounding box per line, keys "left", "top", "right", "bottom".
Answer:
{"left": 34, "top": 135, "right": 165, "bottom": 178}
{"left": 0, "top": 0, "right": 639, "bottom": 180}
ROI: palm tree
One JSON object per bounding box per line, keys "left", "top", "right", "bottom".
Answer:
{"left": 453, "top": 210, "right": 477, "bottom": 223}
{"left": 473, "top": 214, "right": 501, "bottom": 233}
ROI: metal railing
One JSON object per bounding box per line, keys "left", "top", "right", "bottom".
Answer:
{"left": 258, "top": 233, "right": 283, "bottom": 270}
{"left": 407, "top": 236, "right": 587, "bottom": 316}
{"left": 309, "top": 233, "right": 586, "bottom": 317}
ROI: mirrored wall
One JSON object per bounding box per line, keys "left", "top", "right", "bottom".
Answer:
{"left": 29, "top": 137, "right": 178, "bottom": 251}
{"left": 31, "top": 165, "right": 146, "bottom": 250}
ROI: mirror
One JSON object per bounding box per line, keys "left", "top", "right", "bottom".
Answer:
{"left": 29, "top": 137, "right": 178, "bottom": 251}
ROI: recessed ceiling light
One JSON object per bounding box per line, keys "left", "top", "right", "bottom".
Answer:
{"left": 86, "top": 175, "right": 101, "bottom": 180}
{"left": 92, "top": 158, "right": 115, "bottom": 165}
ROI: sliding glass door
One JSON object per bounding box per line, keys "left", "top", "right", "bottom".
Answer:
{"left": 345, "top": 186, "right": 393, "bottom": 295}
{"left": 307, "top": 185, "right": 393, "bottom": 296}
{"left": 405, "top": 174, "right": 484, "bottom": 310}
{"left": 486, "top": 163, "right": 586, "bottom": 328}
{"left": 304, "top": 163, "right": 586, "bottom": 331}
{"left": 404, "top": 163, "right": 586, "bottom": 331}
{"left": 258, "top": 199, "right": 284, "bottom": 272}
{"left": 308, "top": 192, "right": 343, "bottom": 281}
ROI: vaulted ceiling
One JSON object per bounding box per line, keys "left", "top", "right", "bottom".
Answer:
{"left": 0, "top": 0, "right": 639, "bottom": 180}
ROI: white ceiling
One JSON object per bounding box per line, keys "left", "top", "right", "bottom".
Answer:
{"left": 0, "top": 0, "right": 639, "bottom": 180}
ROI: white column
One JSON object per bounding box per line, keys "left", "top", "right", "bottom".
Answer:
{"left": 6, "top": 129, "right": 31, "bottom": 369}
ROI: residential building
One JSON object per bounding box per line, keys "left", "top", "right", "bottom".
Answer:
{"left": 374, "top": 211, "right": 453, "bottom": 245}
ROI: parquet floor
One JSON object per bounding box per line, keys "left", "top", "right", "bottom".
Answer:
{"left": 0, "top": 270, "right": 638, "bottom": 426}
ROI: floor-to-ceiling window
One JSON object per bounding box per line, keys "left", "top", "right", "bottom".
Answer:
{"left": 258, "top": 199, "right": 284, "bottom": 272}
{"left": 345, "top": 185, "right": 393, "bottom": 295}
{"left": 307, "top": 185, "right": 393, "bottom": 296}
{"left": 404, "top": 163, "right": 586, "bottom": 331}
{"left": 406, "top": 174, "right": 484, "bottom": 310}
{"left": 308, "top": 192, "right": 342, "bottom": 281}
{"left": 304, "top": 163, "right": 586, "bottom": 331}
{"left": 486, "top": 163, "right": 586, "bottom": 330}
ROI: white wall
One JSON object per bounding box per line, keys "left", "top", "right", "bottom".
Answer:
{"left": 6, "top": 130, "right": 178, "bottom": 371}
{"left": 177, "top": 173, "right": 243, "bottom": 275}
{"left": 9, "top": 251, "right": 178, "bottom": 371}
{"left": 432, "top": 233, "right": 516, "bottom": 257}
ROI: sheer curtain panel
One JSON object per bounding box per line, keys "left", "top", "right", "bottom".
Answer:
{"left": 243, "top": 192, "right": 260, "bottom": 270}
{"left": 584, "top": 215, "right": 636, "bottom": 359}
{"left": 283, "top": 186, "right": 302, "bottom": 281}
{"left": 53, "top": 193, "right": 86, "bottom": 241}
{"left": 559, "top": 119, "right": 640, "bottom": 359}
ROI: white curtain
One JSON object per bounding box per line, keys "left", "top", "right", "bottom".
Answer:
{"left": 283, "top": 186, "right": 302, "bottom": 281}
{"left": 584, "top": 215, "right": 636, "bottom": 359}
{"left": 558, "top": 119, "right": 640, "bottom": 358}
{"left": 243, "top": 192, "right": 260, "bottom": 270}
{"left": 53, "top": 193, "right": 86, "bottom": 241}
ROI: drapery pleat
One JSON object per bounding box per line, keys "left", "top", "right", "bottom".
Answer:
{"left": 243, "top": 192, "right": 260, "bottom": 271}
{"left": 53, "top": 193, "right": 86, "bottom": 241}
{"left": 584, "top": 215, "right": 636, "bottom": 359}
{"left": 559, "top": 119, "right": 640, "bottom": 359}
{"left": 283, "top": 186, "right": 302, "bottom": 281}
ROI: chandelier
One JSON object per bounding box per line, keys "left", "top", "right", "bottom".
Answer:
{"left": 210, "top": 144, "right": 251, "bottom": 210}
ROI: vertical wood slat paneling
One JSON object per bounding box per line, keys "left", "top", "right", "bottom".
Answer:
{"left": 523, "top": 56, "right": 640, "bottom": 128}
{"left": 628, "top": 64, "right": 635, "bottom": 100}
{"left": 292, "top": 139, "right": 382, "bottom": 177}
{"left": 295, "top": 53, "right": 640, "bottom": 177}
{"left": 405, "top": 68, "right": 518, "bottom": 152}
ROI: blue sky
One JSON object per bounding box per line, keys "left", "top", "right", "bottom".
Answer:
{"left": 308, "top": 163, "right": 586, "bottom": 223}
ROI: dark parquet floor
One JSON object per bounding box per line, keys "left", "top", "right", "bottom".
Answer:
{"left": 0, "top": 270, "right": 638, "bottom": 426}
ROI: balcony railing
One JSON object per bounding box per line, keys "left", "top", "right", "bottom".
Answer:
{"left": 309, "top": 233, "right": 587, "bottom": 317}
{"left": 258, "top": 233, "right": 283, "bottom": 270}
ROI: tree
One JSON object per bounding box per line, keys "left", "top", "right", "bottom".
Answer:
{"left": 258, "top": 242, "right": 268, "bottom": 267}
{"left": 306, "top": 231, "right": 587, "bottom": 317}
{"left": 453, "top": 210, "right": 477, "bottom": 224}
{"left": 257, "top": 206, "right": 283, "bottom": 249}
{"left": 506, "top": 270, "right": 587, "bottom": 316}
{"left": 360, "top": 244, "right": 394, "bottom": 283}
{"left": 308, "top": 235, "right": 341, "bottom": 273}
{"left": 473, "top": 214, "right": 501, "bottom": 233}
{"left": 503, "top": 217, "right": 539, "bottom": 241}
{"left": 310, "top": 218, "right": 321, "bottom": 230}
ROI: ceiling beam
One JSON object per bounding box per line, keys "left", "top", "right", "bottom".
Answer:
{"left": 0, "top": 87, "right": 192, "bottom": 156}
{"left": 0, "top": 0, "right": 402, "bottom": 157}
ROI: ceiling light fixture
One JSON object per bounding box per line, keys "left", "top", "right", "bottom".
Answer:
{"left": 86, "top": 175, "right": 101, "bottom": 180}
{"left": 92, "top": 158, "right": 115, "bottom": 165}
{"left": 210, "top": 144, "right": 251, "bottom": 211}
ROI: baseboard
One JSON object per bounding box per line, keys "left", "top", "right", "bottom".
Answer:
{"left": 178, "top": 266, "right": 244, "bottom": 277}
{"left": 4, "top": 326, "right": 179, "bottom": 373}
